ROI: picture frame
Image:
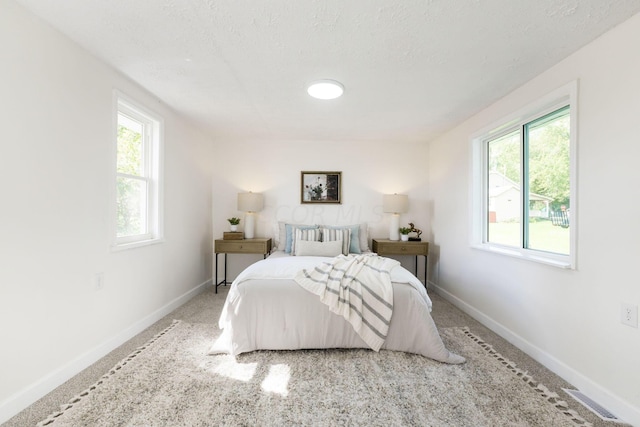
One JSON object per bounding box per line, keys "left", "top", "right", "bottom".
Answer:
{"left": 301, "top": 171, "right": 342, "bottom": 204}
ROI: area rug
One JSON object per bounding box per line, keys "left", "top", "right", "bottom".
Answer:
{"left": 38, "top": 321, "right": 592, "bottom": 427}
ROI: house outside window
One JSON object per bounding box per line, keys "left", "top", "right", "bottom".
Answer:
{"left": 114, "top": 93, "right": 163, "bottom": 249}
{"left": 471, "top": 82, "right": 577, "bottom": 268}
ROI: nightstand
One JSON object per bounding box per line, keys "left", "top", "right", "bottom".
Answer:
{"left": 214, "top": 238, "right": 272, "bottom": 293}
{"left": 371, "top": 239, "right": 429, "bottom": 286}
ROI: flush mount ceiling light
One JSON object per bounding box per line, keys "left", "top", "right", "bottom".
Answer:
{"left": 307, "top": 80, "right": 344, "bottom": 100}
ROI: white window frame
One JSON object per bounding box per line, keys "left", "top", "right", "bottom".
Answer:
{"left": 112, "top": 91, "right": 164, "bottom": 250}
{"left": 470, "top": 81, "right": 578, "bottom": 269}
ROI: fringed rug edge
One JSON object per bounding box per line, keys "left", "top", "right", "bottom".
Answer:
{"left": 460, "top": 327, "right": 593, "bottom": 427}
{"left": 36, "top": 319, "right": 182, "bottom": 427}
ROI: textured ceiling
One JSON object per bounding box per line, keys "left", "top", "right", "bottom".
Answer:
{"left": 15, "top": 0, "right": 640, "bottom": 143}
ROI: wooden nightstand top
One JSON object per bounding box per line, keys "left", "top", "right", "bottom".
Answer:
{"left": 371, "top": 239, "right": 429, "bottom": 256}
{"left": 215, "top": 238, "right": 272, "bottom": 255}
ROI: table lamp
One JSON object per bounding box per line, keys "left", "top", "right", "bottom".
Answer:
{"left": 383, "top": 194, "right": 409, "bottom": 241}
{"left": 237, "top": 192, "right": 264, "bottom": 239}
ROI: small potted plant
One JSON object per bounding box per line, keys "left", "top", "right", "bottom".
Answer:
{"left": 399, "top": 226, "right": 411, "bottom": 241}
{"left": 227, "top": 217, "right": 240, "bottom": 231}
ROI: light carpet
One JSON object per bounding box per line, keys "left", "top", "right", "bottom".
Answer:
{"left": 38, "top": 320, "right": 592, "bottom": 427}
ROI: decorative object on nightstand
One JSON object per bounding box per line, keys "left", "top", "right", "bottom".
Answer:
{"left": 214, "top": 238, "right": 272, "bottom": 293}
{"left": 372, "top": 238, "right": 429, "bottom": 286}
{"left": 237, "top": 192, "right": 264, "bottom": 239}
{"left": 399, "top": 226, "right": 411, "bottom": 241}
{"left": 227, "top": 217, "right": 240, "bottom": 232}
{"left": 408, "top": 222, "right": 423, "bottom": 241}
{"left": 383, "top": 193, "right": 409, "bottom": 241}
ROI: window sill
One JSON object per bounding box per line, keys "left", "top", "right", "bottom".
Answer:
{"left": 111, "top": 237, "right": 165, "bottom": 252}
{"left": 471, "top": 243, "right": 573, "bottom": 269}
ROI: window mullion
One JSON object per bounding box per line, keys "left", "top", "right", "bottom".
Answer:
{"left": 484, "top": 138, "right": 490, "bottom": 244}
{"left": 522, "top": 124, "right": 530, "bottom": 250}
{"left": 117, "top": 171, "right": 146, "bottom": 181}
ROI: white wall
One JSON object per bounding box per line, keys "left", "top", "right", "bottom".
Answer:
{"left": 428, "top": 11, "right": 640, "bottom": 425}
{"left": 0, "top": 1, "right": 213, "bottom": 421}
{"left": 212, "top": 139, "right": 430, "bottom": 280}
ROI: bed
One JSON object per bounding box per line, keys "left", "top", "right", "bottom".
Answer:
{"left": 209, "top": 223, "right": 465, "bottom": 364}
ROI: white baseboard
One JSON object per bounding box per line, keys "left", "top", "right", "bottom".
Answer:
{"left": 0, "top": 279, "right": 212, "bottom": 425}
{"left": 431, "top": 282, "right": 640, "bottom": 427}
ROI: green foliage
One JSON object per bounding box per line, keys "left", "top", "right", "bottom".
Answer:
{"left": 116, "top": 124, "right": 144, "bottom": 237}
{"left": 227, "top": 217, "right": 241, "bottom": 225}
{"left": 488, "top": 130, "right": 520, "bottom": 184}
{"left": 117, "top": 125, "right": 143, "bottom": 175}
{"left": 399, "top": 227, "right": 412, "bottom": 235}
{"left": 527, "top": 117, "right": 570, "bottom": 209}
{"left": 488, "top": 112, "right": 570, "bottom": 209}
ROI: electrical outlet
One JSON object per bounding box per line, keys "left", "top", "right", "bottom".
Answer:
{"left": 620, "top": 303, "right": 638, "bottom": 328}
{"left": 94, "top": 272, "right": 104, "bottom": 291}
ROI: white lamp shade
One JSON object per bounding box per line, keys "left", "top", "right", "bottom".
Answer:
{"left": 237, "top": 192, "right": 264, "bottom": 212}
{"left": 383, "top": 194, "right": 409, "bottom": 214}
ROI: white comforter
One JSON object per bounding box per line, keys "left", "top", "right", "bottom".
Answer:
{"left": 210, "top": 252, "right": 465, "bottom": 364}
{"left": 295, "top": 254, "right": 398, "bottom": 351}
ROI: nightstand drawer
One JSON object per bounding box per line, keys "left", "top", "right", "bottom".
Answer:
{"left": 215, "top": 239, "right": 271, "bottom": 254}
{"left": 372, "top": 240, "right": 429, "bottom": 256}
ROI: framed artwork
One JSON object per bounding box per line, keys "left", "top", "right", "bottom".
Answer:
{"left": 301, "top": 171, "right": 342, "bottom": 204}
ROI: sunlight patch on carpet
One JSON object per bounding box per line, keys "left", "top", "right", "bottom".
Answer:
{"left": 210, "top": 357, "right": 257, "bottom": 382}
{"left": 260, "top": 364, "right": 291, "bottom": 397}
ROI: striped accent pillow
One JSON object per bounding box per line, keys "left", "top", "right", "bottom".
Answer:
{"left": 291, "top": 227, "right": 321, "bottom": 255}
{"left": 323, "top": 224, "right": 362, "bottom": 254}
{"left": 322, "top": 227, "right": 351, "bottom": 255}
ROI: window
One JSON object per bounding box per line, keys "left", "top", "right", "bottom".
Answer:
{"left": 114, "top": 93, "right": 163, "bottom": 248}
{"left": 471, "top": 82, "right": 577, "bottom": 268}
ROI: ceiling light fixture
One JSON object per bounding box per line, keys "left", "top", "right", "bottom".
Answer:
{"left": 307, "top": 80, "right": 344, "bottom": 100}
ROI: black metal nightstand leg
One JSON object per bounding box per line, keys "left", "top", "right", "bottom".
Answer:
{"left": 223, "top": 253, "right": 227, "bottom": 286}
{"left": 215, "top": 253, "right": 228, "bottom": 293}
{"left": 424, "top": 255, "right": 428, "bottom": 288}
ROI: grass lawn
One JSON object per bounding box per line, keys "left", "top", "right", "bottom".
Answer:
{"left": 488, "top": 220, "right": 570, "bottom": 255}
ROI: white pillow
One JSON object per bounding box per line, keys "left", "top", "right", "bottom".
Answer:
{"left": 295, "top": 239, "right": 343, "bottom": 257}
{"left": 290, "top": 227, "right": 321, "bottom": 254}
{"left": 321, "top": 228, "right": 351, "bottom": 256}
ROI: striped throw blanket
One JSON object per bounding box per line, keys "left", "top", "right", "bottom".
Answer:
{"left": 294, "top": 253, "right": 400, "bottom": 351}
